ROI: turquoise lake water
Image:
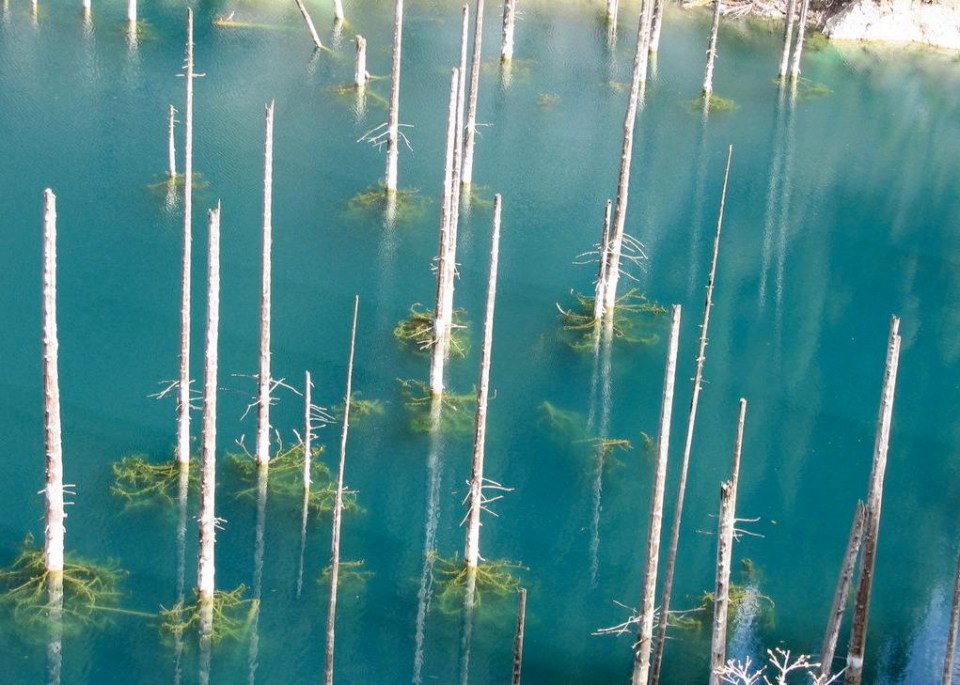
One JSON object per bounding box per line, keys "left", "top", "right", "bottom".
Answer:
{"left": 2, "top": 0, "right": 960, "bottom": 682}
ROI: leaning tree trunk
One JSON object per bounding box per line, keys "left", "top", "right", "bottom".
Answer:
{"left": 650, "top": 145, "right": 733, "bottom": 685}
{"left": 778, "top": 0, "right": 797, "bottom": 80}
{"left": 294, "top": 0, "right": 323, "bottom": 49}
{"left": 354, "top": 35, "right": 367, "bottom": 87}
{"left": 500, "top": 0, "right": 516, "bottom": 62}
{"left": 464, "top": 195, "right": 503, "bottom": 569}
{"left": 708, "top": 399, "right": 747, "bottom": 685}
{"left": 42, "top": 188, "right": 65, "bottom": 577}
{"left": 944, "top": 551, "right": 960, "bottom": 685}
{"left": 256, "top": 102, "right": 275, "bottom": 467}
{"left": 631, "top": 304, "right": 681, "bottom": 685}
{"left": 324, "top": 295, "right": 360, "bottom": 685}
{"left": 384, "top": 0, "right": 404, "bottom": 192}
{"left": 788, "top": 0, "right": 810, "bottom": 81}
{"left": 177, "top": 8, "right": 195, "bottom": 466}
{"left": 845, "top": 316, "right": 902, "bottom": 685}
{"left": 820, "top": 500, "right": 866, "bottom": 679}
{"left": 702, "top": 0, "right": 722, "bottom": 98}
{"left": 460, "top": 0, "right": 484, "bottom": 187}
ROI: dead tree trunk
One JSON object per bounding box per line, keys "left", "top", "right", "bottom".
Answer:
{"left": 512, "top": 587, "right": 528, "bottom": 685}
{"left": 650, "top": 145, "right": 732, "bottom": 685}
{"left": 429, "top": 68, "right": 461, "bottom": 398}
{"left": 256, "top": 102, "right": 275, "bottom": 467}
{"left": 197, "top": 203, "right": 221, "bottom": 606}
{"left": 168, "top": 105, "right": 177, "bottom": 179}
{"left": 450, "top": 3, "right": 468, "bottom": 222}
{"left": 294, "top": 0, "right": 324, "bottom": 49}
{"left": 943, "top": 552, "right": 960, "bottom": 685}
{"left": 177, "top": 8, "right": 195, "bottom": 466}
{"left": 845, "top": 316, "right": 902, "bottom": 685}
{"left": 127, "top": 0, "right": 135, "bottom": 24}
{"left": 333, "top": 0, "right": 344, "bottom": 22}
{"left": 354, "top": 35, "right": 367, "bottom": 87}
{"left": 324, "top": 295, "right": 360, "bottom": 685}
{"left": 631, "top": 304, "right": 681, "bottom": 685}
{"left": 460, "top": 0, "right": 484, "bottom": 187}
{"left": 820, "top": 500, "right": 866, "bottom": 679}
{"left": 606, "top": 0, "right": 619, "bottom": 25}
{"left": 500, "top": 0, "right": 516, "bottom": 62}
{"left": 384, "top": 0, "right": 404, "bottom": 192}
{"left": 788, "top": 0, "right": 810, "bottom": 81}
{"left": 778, "top": 0, "right": 797, "bottom": 80}
{"left": 247, "top": 467, "right": 267, "bottom": 678}
{"left": 650, "top": 0, "right": 665, "bottom": 54}
{"left": 702, "top": 0, "right": 722, "bottom": 98}
{"left": 47, "top": 571, "right": 63, "bottom": 685}
{"left": 464, "top": 194, "right": 503, "bottom": 569}
{"left": 42, "top": 188, "right": 65, "bottom": 576}
{"left": 82, "top": 0, "right": 91, "bottom": 20}
{"left": 304, "top": 370, "right": 313, "bottom": 489}
{"left": 708, "top": 398, "right": 747, "bottom": 685}
{"left": 592, "top": 200, "right": 613, "bottom": 322}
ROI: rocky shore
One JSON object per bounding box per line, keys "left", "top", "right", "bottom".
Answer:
{"left": 821, "top": 0, "right": 960, "bottom": 50}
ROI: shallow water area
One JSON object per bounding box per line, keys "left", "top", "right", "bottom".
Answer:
{"left": 2, "top": 1, "right": 960, "bottom": 683}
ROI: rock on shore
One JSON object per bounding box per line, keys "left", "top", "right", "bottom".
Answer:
{"left": 823, "top": 0, "right": 960, "bottom": 49}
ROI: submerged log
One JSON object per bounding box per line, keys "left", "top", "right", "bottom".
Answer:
{"left": 820, "top": 500, "right": 866, "bottom": 679}
{"left": 385, "top": 0, "right": 404, "bottom": 192}
{"left": 631, "top": 304, "right": 681, "bottom": 685}
{"left": 500, "top": 0, "right": 517, "bottom": 62}
{"left": 294, "top": 0, "right": 324, "bottom": 50}
{"left": 324, "top": 295, "right": 360, "bottom": 685}
{"left": 256, "top": 102, "right": 275, "bottom": 467}
{"left": 845, "top": 316, "right": 902, "bottom": 685}
{"left": 461, "top": 0, "right": 484, "bottom": 186}
{"left": 650, "top": 145, "right": 733, "bottom": 685}
{"left": 177, "top": 8, "right": 195, "bottom": 465}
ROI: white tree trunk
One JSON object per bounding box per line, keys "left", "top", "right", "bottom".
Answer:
{"left": 324, "top": 295, "right": 360, "bottom": 685}
{"left": 197, "top": 204, "right": 221, "bottom": 603}
{"left": 943, "top": 551, "right": 960, "bottom": 685}
{"left": 500, "top": 0, "right": 516, "bottom": 62}
{"left": 703, "top": 0, "right": 722, "bottom": 97}
{"left": 820, "top": 500, "right": 866, "bottom": 679}
{"left": 593, "top": 200, "right": 613, "bottom": 321}
{"left": 845, "top": 316, "right": 902, "bottom": 685}
{"left": 789, "top": 0, "right": 810, "bottom": 80}
{"left": 333, "top": 0, "right": 344, "bottom": 22}
{"left": 778, "top": 0, "right": 797, "bottom": 80}
{"left": 650, "top": 0, "right": 664, "bottom": 54}
{"left": 631, "top": 304, "right": 681, "bottom": 685}
{"left": 512, "top": 587, "right": 528, "bottom": 685}
{"left": 460, "top": 0, "right": 484, "bottom": 187}
{"left": 47, "top": 571, "right": 63, "bottom": 685}
{"left": 295, "top": 0, "right": 324, "bottom": 49}
{"left": 42, "top": 188, "right": 65, "bottom": 575}
{"left": 384, "top": 0, "right": 404, "bottom": 192}
{"left": 167, "top": 105, "right": 177, "bottom": 179}
{"left": 256, "top": 102, "right": 275, "bottom": 467}
{"left": 606, "top": 0, "right": 619, "bottom": 25}
{"left": 650, "top": 145, "right": 733, "bottom": 685}
{"left": 82, "top": 0, "right": 91, "bottom": 17}
{"left": 304, "top": 370, "right": 313, "bottom": 490}
{"left": 127, "top": 0, "right": 135, "bottom": 23}
{"left": 177, "top": 8, "right": 195, "bottom": 466}
{"left": 354, "top": 35, "right": 367, "bottom": 87}
{"left": 464, "top": 195, "right": 502, "bottom": 569}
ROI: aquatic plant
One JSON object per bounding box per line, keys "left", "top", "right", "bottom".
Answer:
{"left": 345, "top": 184, "right": 428, "bottom": 223}
{"left": 432, "top": 554, "right": 525, "bottom": 614}
{"left": 537, "top": 92, "right": 561, "bottom": 107}
{"left": 558, "top": 289, "right": 667, "bottom": 350}
{"left": 686, "top": 93, "right": 739, "bottom": 114}
{"left": 332, "top": 393, "right": 386, "bottom": 422}
{"left": 398, "top": 378, "right": 476, "bottom": 434}
{"left": 160, "top": 586, "right": 255, "bottom": 644}
{"left": 320, "top": 560, "right": 373, "bottom": 589}
{"left": 111, "top": 454, "right": 198, "bottom": 508}
{"left": 394, "top": 304, "right": 470, "bottom": 357}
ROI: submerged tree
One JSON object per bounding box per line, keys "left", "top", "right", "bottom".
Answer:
{"left": 256, "top": 101, "right": 275, "bottom": 468}
{"left": 385, "top": 0, "right": 405, "bottom": 192}
{"left": 461, "top": 0, "right": 484, "bottom": 187}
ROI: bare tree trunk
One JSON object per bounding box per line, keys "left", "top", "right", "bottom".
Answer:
{"left": 650, "top": 145, "right": 732, "bottom": 685}
{"left": 450, "top": 3, "right": 469, "bottom": 223}
{"left": 649, "top": 0, "right": 665, "bottom": 54}
{"left": 384, "top": 0, "right": 404, "bottom": 192}
{"left": 82, "top": 0, "right": 91, "bottom": 19}
{"left": 512, "top": 587, "right": 528, "bottom": 685}
{"left": 788, "top": 0, "right": 810, "bottom": 81}
{"left": 500, "top": 0, "right": 516, "bottom": 62}
{"left": 47, "top": 571, "right": 63, "bottom": 685}
{"left": 429, "top": 68, "right": 461, "bottom": 397}
{"left": 295, "top": 0, "right": 324, "bottom": 49}
{"left": 702, "top": 0, "right": 722, "bottom": 97}
{"left": 944, "top": 552, "right": 960, "bottom": 685}
{"left": 168, "top": 105, "right": 177, "bottom": 179}
{"left": 127, "top": 0, "right": 135, "bottom": 23}
{"left": 256, "top": 102, "right": 275, "bottom": 467}
{"left": 632, "top": 304, "right": 681, "bottom": 685}
{"left": 606, "top": 0, "right": 619, "bottom": 25}
{"left": 593, "top": 200, "right": 613, "bottom": 322}
{"left": 42, "top": 188, "right": 65, "bottom": 576}
{"left": 354, "top": 35, "right": 367, "bottom": 87}
{"left": 333, "top": 0, "right": 344, "bottom": 22}
{"left": 778, "top": 0, "right": 797, "bottom": 80}
{"left": 198, "top": 204, "right": 221, "bottom": 605}
{"left": 707, "top": 399, "right": 747, "bottom": 685}
{"left": 845, "top": 316, "right": 902, "bottom": 685}
{"left": 304, "top": 370, "right": 313, "bottom": 489}
{"left": 464, "top": 195, "right": 503, "bottom": 569}
{"left": 247, "top": 467, "right": 267, "bottom": 680}
{"left": 460, "top": 0, "right": 484, "bottom": 187}
{"left": 820, "top": 500, "right": 866, "bottom": 679}
{"left": 324, "top": 295, "right": 360, "bottom": 685}
{"left": 177, "top": 8, "right": 195, "bottom": 466}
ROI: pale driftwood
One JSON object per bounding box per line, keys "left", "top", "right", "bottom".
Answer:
{"left": 333, "top": 0, "right": 344, "bottom": 22}
{"left": 354, "top": 35, "right": 367, "bottom": 87}
{"left": 820, "top": 500, "right": 866, "bottom": 679}
{"left": 430, "top": 68, "right": 461, "bottom": 397}
{"left": 703, "top": 0, "right": 722, "bottom": 97}
{"left": 512, "top": 587, "right": 528, "bottom": 685}
{"left": 256, "top": 101, "right": 275, "bottom": 467}
{"left": 708, "top": 399, "right": 747, "bottom": 685}
{"left": 324, "top": 295, "right": 360, "bottom": 685}
{"left": 845, "top": 316, "right": 902, "bottom": 685}
{"left": 789, "top": 0, "right": 810, "bottom": 80}
{"left": 650, "top": 0, "right": 665, "bottom": 54}
{"left": 464, "top": 194, "right": 503, "bottom": 568}
{"left": 778, "top": 0, "right": 797, "bottom": 80}
{"left": 42, "top": 189, "right": 65, "bottom": 575}
{"left": 500, "top": 0, "right": 516, "bottom": 62}
{"left": 198, "top": 203, "right": 221, "bottom": 603}
{"left": 650, "top": 145, "right": 733, "bottom": 685}
{"left": 943, "top": 551, "right": 960, "bottom": 685}
{"left": 168, "top": 105, "right": 177, "bottom": 179}
{"left": 631, "top": 304, "right": 681, "bottom": 685}
{"left": 592, "top": 200, "right": 613, "bottom": 322}
{"left": 295, "top": 0, "right": 323, "bottom": 49}
{"left": 460, "top": 0, "right": 484, "bottom": 186}
{"left": 177, "top": 8, "right": 195, "bottom": 465}
{"left": 385, "top": 0, "right": 404, "bottom": 192}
